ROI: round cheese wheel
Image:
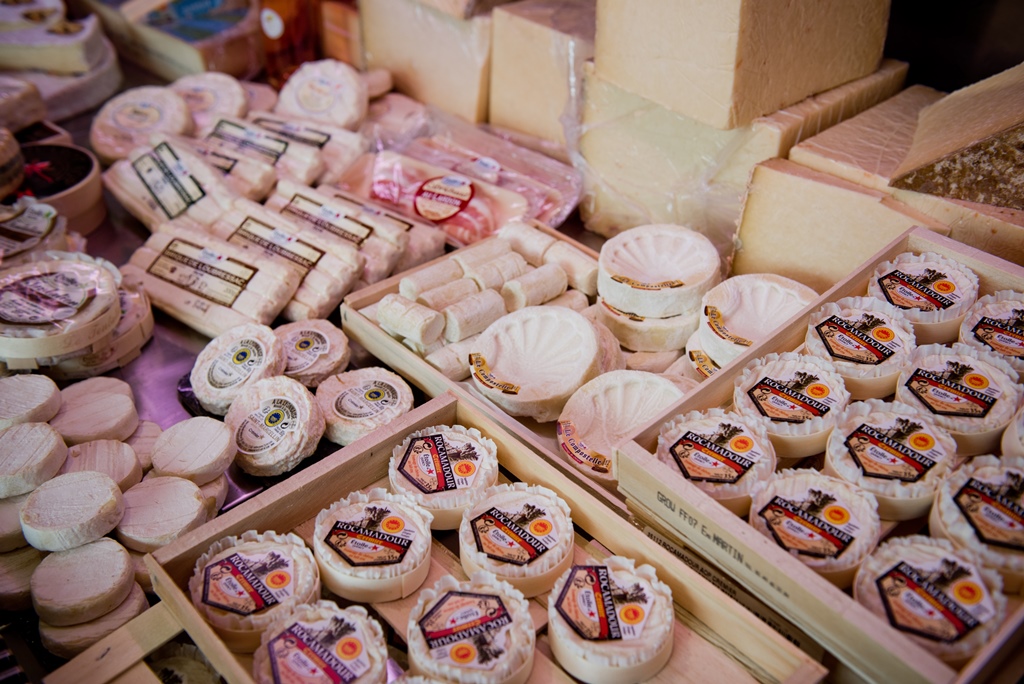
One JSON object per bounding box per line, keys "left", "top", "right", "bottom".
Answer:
{"left": 0, "top": 545, "right": 44, "bottom": 611}
{"left": 596, "top": 297, "right": 700, "bottom": 353}
{"left": 148, "top": 643, "right": 220, "bottom": 684}
{"left": 199, "top": 473, "right": 230, "bottom": 520}
{"left": 958, "top": 290, "right": 1024, "bottom": 375}
{"left": 31, "top": 537, "right": 134, "bottom": 626}
{"left": 59, "top": 439, "right": 143, "bottom": 492}
{"left": 61, "top": 376, "right": 135, "bottom": 404}
{"left": 316, "top": 367, "right": 414, "bottom": 446}
{"left": 151, "top": 416, "right": 234, "bottom": 485}
{"left": 125, "top": 420, "right": 162, "bottom": 472}
{"left": 49, "top": 390, "right": 139, "bottom": 446}
{"left": 89, "top": 86, "right": 193, "bottom": 164}
{"left": 590, "top": 319, "right": 626, "bottom": 374}
{"left": 39, "top": 582, "right": 148, "bottom": 659}
{"left": 313, "top": 488, "right": 433, "bottom": 602}
{"left": 170, "top": 72, "right": 248, "bottom": 130}
{"left": 21, "top": 471, "right": 124, "bottom": 551}
{"left": 275, "top": 59, "right": 368, "bottom": 130}
{"left": 0, "top": 491, "right": 29, "bottom": 552}
{"left": 275, "top": 319, "right": 351, "bottom": 388}
{"left": 0, "top": 422, "right": 67, "bottom": 497}
{"left": 0, "top": 374, "right": 61, "bottom": 429}
{"left": 190, "top": 323, "right": 286, "bottom": 416}
{"left": 116, "top": 476, "right": 207, "bottom": 553}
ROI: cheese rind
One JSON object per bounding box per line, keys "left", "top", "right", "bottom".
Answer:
{"left": 275, "top": 319, "right": 351, "bottom": 388}
{"left": 315, "top": 367, "right": 414, "bottom": 445}
{"left": 49, "top": 390, "right": 139, "bottom": 446}
{"left": 0, "top": 492, "right": 29, "bottom": 552}
{"left": 151, "top": 417, "right": 234, "bottom": 486}
{"left": 59, "top": 440, "right": 143, "bottom": 493}
{"left": 597, "top": 298, "right": 699, "bottom": 353}
{"left": 39, "top": 582, "right": 148, "bottom": 659}
{"left": 0, "top": 422, "right": 66, "bottom": 498}
{"left": 0, "top": 15, "right": 106, "bottom": 76}
{"left": 20, "top": 471, "right": 124, "bottom": 552}
{"left": 89, "top": 86, "right": 193, "bottom": 165}
{"left": 0, "top": 545, "right": 43, "bottom": 611}
{"left": 376, "top": 293, "right": 445, "bottom": 346}
{"left": 170, "top": 72, "right": 248, "bottom": 132}
{"left": 30, "top": 537, "right": 134, "bottom": 626}
{"left": 116, "top": 477, "right": 206, "bottom": 553}
{"left": 125, "top": 420, "right": 161, "bottom": 472}
{"left": 190, "top": 324, "right": 287, "bottom": 416}
{"left": 275, "top": 59, "right": 368, "bottom": 131}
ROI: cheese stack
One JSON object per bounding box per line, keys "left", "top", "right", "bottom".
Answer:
{"left": 0, "top": 201, "right": 71, "bottom": 272}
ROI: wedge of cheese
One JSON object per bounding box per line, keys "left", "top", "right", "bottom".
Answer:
{"left": 0, "top": 15, "right": 106, "bottom": 76}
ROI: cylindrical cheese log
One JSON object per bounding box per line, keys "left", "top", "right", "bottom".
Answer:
{"left": 398, "top": 259, "right": 464, "bottom": 300}
{"left": 376, "top": 293, "right": 445, "bottom": 346}
{"left": 0, "top": 423, "right": 68, "bottom": 498}
{"left": 49, "top": 391, "right": 139, "bottom": 446}
{"left": 125, "top": 421, "right": 162, "bottom": 472}
{"left": 425, "top": 335, "right": 480, "bottom": 381}
{"left": 543, "top": 241, "right": 598, "bottom": 296}
{"left": 20, "top": 472, "right": 125, "bottom": 552}
{"left": 462, "top": 251, "right": 530, "bottom": 291}
{"left": 0, "top": 545, "right": 44, "bottom": 611}
{"left": 544, "top": 289, "right": 589, "bottom": 311}
{"left": 497, "top": 220, "right": 557, "bottom": 266}
{"left": 39, "top": 583, "right": 148, "bottom": 659}
{"left": 0, "top": 492, "right": 29, "bottom": 552}
{"left": 31, "top": 537, "right": 134, "bottom": 626}
{"left": 417, "top": 278, "right": 479, "bottom": 311}
{"left": 0, "top": 375, "right": 61, "bottom": 429}
{"left": 59, "top": 440, "right": 143, "bottom": 492}
{"left": 151, "top": 417, "right": 234, "bottom": 486}
{"left": 402, "top": 336, "right": 445, "bottom": 357}
{"left": 501, "top": 263, "right": 568, "bottom": 311}
{"left": 443, "top": 289, "right": 507, "bottom": 343}
{"left": 116, "top": 477, "right": 207, "bottom": 553}
{"left": 449, "top": 238, "right": 512, "bottom": 272}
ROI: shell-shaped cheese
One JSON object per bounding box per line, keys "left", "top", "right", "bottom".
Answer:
{"left": 190, "top": 323, "right": 286, "bottom": 416}
{"left": 596, "top": 297, "right": 700, "bottom": 353}
{"left": 407, "top": 572, "right": 535, "bottom": 684}
{"left": 558, "top": 371, "right": 684, "bottom": 487}
{"left": 20, "top": 471, "right": 123, "bottom": 552}
{"left": 275, "top": 319, "right": 351, "bottom": 388}
{"left": 749, "top": 469, "right": 880, "bottom": 587}
{"left": 170, "top": 72, "right": 248, "bottom": 131}
{"left": 895, "top": 343, "right": 1021, "bottom": 456}
{"left": 699, "top": 274, "right": 818, "bottom": 367}
{"left": 50, "top": 390, "right": 138, "bottom": 446}
{"left": 0, "top": 492, "right": 29, "bottom": 552}
{"left": 30, "top": 537, "right": 133, "bottom": 626}
{"left": 59, "top": 439, "right": 142, "bottom": 492}
{"left": 0, "top": 422, "right": 67, "bottom": 498}
{"left": 958, "top": 290, "right": 1024, "bottom": 375}
{"left": 824, "top": 400, "right": 957, "bottom": 521}
{"left": 89, "top": 86, "right": 193, "bottom": 164}
{"left": 116, "top": 476, "right": 206, "bottom": 553}
{"left": 804, "top": 296, "right": 916, "bottom": 400}
{"left": 1002, "top": 404, "right": 1024, "bottom": 460}
{"left": 547, "top": 556, "right": 674, "bottom": 681}
{"left": 316, "top": 367, "right": 414, "bottom": 446}
{"left": 590, "top": 319, "right": 626, "bottom": 374}
{"left": 253, "top": 601, "right": 388, "bottom": 684}
{"left": 854, "top": 535, "right": 1006, "bottom": 666}
{"left": 598, "top": 224, "right": 720, "bottom": 318}
{"left": 125, "top": 420, "right": 162, "bottom": 472}
{"left": 39, "top": 582, "right": 148, "bottom": 659}
{"left": 657, "top": 408, "right": 776, "bottom": 516}
{"left": 148, "top": 643, "right": 221, "bottom": 684}
{"left": 275, "top": 58, "right": 368, "bottom": 130}
{"left": 0, "top": 545, "right": 44, "bottom": 611}
{"left": 0, "top": 375, "right": 61, "bottom": 429}
{"left": 469, "top": 306, "right": 600, "bottom": 422}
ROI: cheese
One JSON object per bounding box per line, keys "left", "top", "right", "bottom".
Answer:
{"left": 361, "top": 0, "right": 492, "bottom": 123}
{"left": 316, "top": 367, "right": 414, "bottom": 445}
{"left": 126, "top": 420, "right": 161, "bottom": 472}
{"left": 15, "top": 144, "right": 105, "bottom": 236}
{"left": 389, "top": 424, "right": 500, "bottom": 530}
{"left": 39, "top": 582, "right": 148, "bottom": 659}
{"left": 89, "top": 86, "right": 193, "bottom": 165}
{"left": 170, "top": 72, "right": 249, "bottom": 131}
{"left": 275, "top": 319, "right": 351, "bottom": 388}
{"left": 60, "top": 376, "right": 134, "bottom": 404}
{"left": 425, "top": 334, "right": 480, "bottom": 380}
{"left": 0, "top": 15, "right": 106, "bottom": 76}
{"left": 158, "top": 134, "right": 275, "bottom": 202}
{"left": 20, "top": 471, "right": 124, "bottom": 552}
{"left": 548, "top": 556, "right": 674, "bottom": 682}
{"left": 201, "top": 116, "right": 325, "bottom": 186}
{"left": 0, "top": 374, "right": 61, "bottom": 429}
{"left": 313, "top": 488, "right": 433, "bottom": 602}
{"left": 419, "top": 278, "right": 481, "bottom": 311}
{"left": 59, "top": 440, "right": 143, "bottom": 493}
{"left": 189, "top": 323, "right": 286, "bottom": 416}
{"left": 459, "top": 482, "right": 574, "bottom": 597}
{"left": 199, "top": 474, "right": 229, "bottom": 520}
{"left": 407, "top": 572, "right": 535, "bottom": 683}
{"left": 376, "top": 293, "right": 445, "bottom": 346}
{"left": 0, "top": 422, "right": 66, "bottom": 498}
{"left": 1002, "top": 404, "right": 1024, "bottom": 460}
{"left": 0, "top": 545, "right": 43, "bottom": 611}
{"left": 148, "top": 644, "right": 220, "bottom": 684}
{"left": 225, "top": 375, "right": 325, "bottom": 477}
{"left": 676, "top": 332, "right": 721, "bottom": 382}
{"left": 0, "top": 126, "right": 21, "bottom": 198}
{"left": 274, "top": 59, "right": 368, "bottom": 131}
{"left": 443, "top": 289, "right": 508, "bottom": 343}
{"left": 959, "top": 291, "right": 1024, "bottom": 375}
{"left": 544, "top": 289, "right": 589, "bottom": 312}
{"left": 0, "top": 1, "right": 64, "bottom": 33}
{"left": 589, "top": 318, "right": 625, "bottom": 374}
{"left": 243, "top": 111, "right": 368, "bottom": 186}
{"left": 242, "top": 81, "right": 278, "bottom": 112}
{"left": 501, "top": 263, "right": 568, "bottom": 311}
{"left": 462, "top": 252, "right": 530, "bottom": 291}
{"left": 363, "top": 92, "right": 430, "bottom": 148}
{"left": 0, "top": 77, "right": 45, "bottom": 132}
{"left": 151, "top": 416, "right": 234, "bottom": 486}
{"left": 0, "top": 492, "right": 29, "bottom": 552}
{"left": 541, "top": 241, "right": 597, "bottom": 296}
{"left": 626, "top": 350, "right": 681, "bottom": 374}
{"left": 116, "top": 476, "right": 207, "bottom": 553}
{"left": 30, "top": 537, "right": 134, "bottom": 627}
{"left": 597, "top": 298, "right": 699, "bottom": 354}
{"left": 49, "top": 390, "right": 138, "bottom": 446}
{"left": 0, "top": 202, "right": 71, "bottom": 271}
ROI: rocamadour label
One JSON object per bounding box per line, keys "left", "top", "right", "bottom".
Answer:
{"left": 876, "top": 267, "right": 963, "bottom": 312}
{"left": 325, "top": 503, "right": 416, "bottom": 567}
{"left": 555, "top": 565, "right": 654, "bottom": 642}
{"left": 758, "top": 490, "right": 860, "bottom": 559}
{"left": 953, "top": 472, "right": 1024, "bottom": 551}
{"left": 815, "top": 312, "right": 902, "bottom": 365}
{"left": 470, "top": 502, "right": 557, "bottom": 566}
{"left": 844, "top": 419, "right": 945, "bottom": 483}
{"left": 397, "top": 434, "right": 481, "bottom": 494}
{"left": 418, "top": 591, "right": 511, "bottom": 671}
{"left": 269, "top": 617, "right": 371, "bottom": 683}
{"left": 972, "top": 313, "right": 1024, "bottom": 361}
{"left": 670, "top": 423, "right": 765, "bottom": 484}
{"left": 905, "top": 365, "right": 998, "bottom": 419}
{"left": 202, "top": 551, "right": 294, "bottom": 616}
{"left": 747, "top": 373, "right": 837, "bottom": 423}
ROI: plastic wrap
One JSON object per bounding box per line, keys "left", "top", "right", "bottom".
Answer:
{"left": 0, "top": 202, "right": 70, "bottom": 270}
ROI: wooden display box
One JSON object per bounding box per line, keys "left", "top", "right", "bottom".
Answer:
{"left": 616, "top": 226, "right": 1024, "bottom": 684}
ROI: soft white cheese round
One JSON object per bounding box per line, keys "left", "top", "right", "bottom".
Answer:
{"left": 0, "top": 492, "right": 29, "bottom": 552}
{"left": 39, "top": 582, "right": 148, "bottom": 659}
{"left": 590, "top": 318, "right": 626, "bottom": 374}
{"left": 89, "top": 86, "right": 193, "bottom": 164}
{"left": 190, "top": 323, "right": 286, "bottom": 416}
{"left": 0, "top": 422, "right": 67, "bottom": 498}
{"left": 316, "top": 367, "right": 414, "bottom": 446}
{"left": 20, "top": 471, "right": 124, "bottom": 552}
{"left": 170, "top": 72, "right": 248, "bottom": 131}
{"left": 49, "top": 389, "right": 138, "bottom": 446}
{"left": 116, "top": 476, "right": 206, "bottom": 553}
{"left": 275, "top": 59, "right": 368, "bottom": 130}
{"left": 683, "top": 329, "right": 721, "bottom": 381}
{"left": 60, "top": 376, "right": 134, "bottom": 404}
{"left": 125, "top": 420, "right": 161, "bottom": 472}
{"left": 958, "top": 290, "right": 1024, "bottom": 375}
{"left": 59, "top": 439, "right": 143, "bottom": 492}
{"left": 151, "top": 416, "right": 234, "bottom": 485}
{"left": 30, "top": 537, "right": 134, "bottom": 626}
{"left": 275, "top": 319, "right": 351, "bottom": 388}
{"left": 0, "top": 374, "right": 61, "bottom": 429}
{"left": 596, "top": 297, "right": 700, "bottom": 353}
{"left": 0, "top": 545, "right": 44, "bottom": 611}
{"left": 199, "top": 473, "right": 229, "bottom": 521}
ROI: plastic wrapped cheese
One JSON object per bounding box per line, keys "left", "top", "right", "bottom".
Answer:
{"left": 170, "top": 72, "right": 249, "bottom": 131}
{"left": 89, "top": 86, "right": 193, "bottom": 164}
{"left": 274, "top": 59, "right": 369, "bottom": 131}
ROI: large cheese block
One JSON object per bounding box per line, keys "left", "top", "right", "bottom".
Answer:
{"left": 593, "top": 0, "right": 890, "bottom": 129}
{"left": 360, "top": 0, "right": 492, "bottom": 123}
{"left": 578, "top": 59, "right": 907, "bottom": 246}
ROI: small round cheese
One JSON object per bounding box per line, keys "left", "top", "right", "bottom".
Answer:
{"left": 0, "top": 422, "right": 67, "bottom": 497}
{"left": 151, "top": 416, "right": 234, "bottom": 485}
{"left": 958, "top": 290, "right": 1024, "bottom": 375}
{"left": 275, "top": 59, "right": 368, "bottom": 130}
{"left": 316, "top": 367, "right": 414, "bottom": 446}
{"left": 30, "top": 537, "right": 134, "bottom": 626}
{"left": 389, "top": 424, "right": 500, "bottom": 530}
{"left": 1001, "top": 404, "right": 1024, "bottom": 459}
{"left": 61, "top": 376, "right": 135, "bottom": 404}
{"left": 0, "top": 545, "right": 44, "bottom": 611}
{"left": 190, "top": 323, "right": 286, "bottom": 416}
{"left": 252, "top": 601, "right": 388, "bottom": 684}
{"left": 275, "top": 319, "right": 351, "bottom": 388}
{"left": 189, "top": 530, "right": 321, "bottom": 653}
{"left": 313, "top": 488, "right": 433, "bottom": 602}
{"left": 824, "top": 400, "right": 957, "bottom": 521}
{"left": 49, "top": 390, "right": 139, "bottom": 446}
{"left": 170, "top": 72, "right": 248, "bottom": 131}
{"left": 20, "top": 471, "right": 124, "bottom": 552}
{"left": 0, "top": 492, "right": 29, "bottom": 552}
{"left": 89, "top": 86, "right": 193, "bottom": 164}
{"left": 199, "top": 473, "right": 230, "bottom": 520}
{"left": 148, "top": 643, "right": 220, "bottom": 684}
{"left": 749, "top": 470, "right": 881, "bottom": 588}
{"left": 657, "top": 408, "right": 776, "bottom": 516}
{"left": 0, "top": 374, "right": 61, "bottom": 429}
{"left": 548, "top": 556, "right": 674, "bottom": 683}
{"left": 733, "top": 352, "right": 851, "bottom": 462}
{"left": 557, "top": 370, "right": 684, "bottom": 487}
{"left": 59, "top": 439, "right": 143, "bottom": 492}
{"left": 596, "top": 297, "right": 700, "bottom": 353}
{"left": 459, "top": 483, "right": 574, "bottom": 598}
{"left": 854, "top": 535, "right": 1006, "bottom": 666}
{"left": 115, "top": 476, "right": 207, "bottom": 553}
{"left": 408, "top": 572, "right": 535, "bottom": 684}
{"left": 39, "top": 582, "right": 148, "bottom": 659}
{"left": 895, "top": 343, "right": 1021, "bottom": 456}
{"left": 867, "top": 251, "right": 979, "bottom": 345}
{"left": 804, "top": 296, "right": 916, "bottom": 400}
{"left": 125, "top": 420, "right": 162, "bottom": 471}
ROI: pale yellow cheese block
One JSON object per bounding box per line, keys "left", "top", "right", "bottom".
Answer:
{"left": 30, "top": 537, "right": 134, "bottom": 626}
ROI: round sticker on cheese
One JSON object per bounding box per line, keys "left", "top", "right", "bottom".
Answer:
{"left": 414, "top": 176, "right": 474, "bottom": 221}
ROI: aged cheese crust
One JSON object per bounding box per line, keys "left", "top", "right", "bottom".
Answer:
{"left": 151, "top": 416, "right": 234, "bottom": 485}
{"left": 59, "top": 439, "right": 143, "bottom": 492}
{"left": 315, "top": 367, "right": 414, "bottom": 446}
{"left": 30, "top": 537, "right": 133, "bottom": 626}
{"left": 190, "top": 323, "right": 286, "bottom": 416}
{"left": 0, "top": 422, "right": 67, "bottom": 498}
{"left": 0, "top": 375, "right": 61, "bottom": 429}
{"left": 38, "top": 582, "right": 147, "bottom": 659}
{"left": 116, "top": 476, "right": 207, "bottom": 553}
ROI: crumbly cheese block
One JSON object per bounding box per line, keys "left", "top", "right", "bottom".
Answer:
{"left": 548, "top": 556, "right": 674, "bottom": 682}
{"left": 496, "top": 220, "right": 557, "bottom": 267}
{"left": 733, "top": 352, "right": 851, "bottom": 461}
{"left": 501, "top": 263, "right": 567, "bottom": 312}
{"left": 275, "top": 59, "right": 368, "bottom": 131}
{"left": 0, "top": 492, "right": 29, "bottom": 552}
{"left": 854, "top": 535, "right": 1007, "bottom": 666}
{"left": 226, "top": 376, "right": 325, "bottom": 477}
{"left": 59, "top": 440, "right": 143, "bottom": 493}
{"left": 0, "top": 126, "right": 21, "bottom": 198}
{"left": 419, "top": 278, "right": 481, "bottom": 311}
{"left": 313, "top": 488, "right": 433, "bottom": 602}
{"left": 61, "top": 376, "right": 134, "bottom": 404}
{"left": 39, "top": 582, "right": 148, "bottom": 659}
{"left": 895, "top": 343, "right": 1021, "bottom": 456}
{"left": 824, "top": 399, "right": 957, "bottom": 521}
{"left": 190, "top": 324, "right": 286, "bottom": 416}
{"left": 389, "top": 424, "right": 499, "bottom": 530}
{"left": 749, "top": 469, "right": 881, "bottom": 588}
{"left": 959, "top": 291, "right": 1024, "bottom": 375}
{"left": 469, "top": 306, "right": 601, "bottom": 422}
{"left": 276, "top": 319, "right": 351, "bottom": 388}
{"left": 125, "top": 420, "right": 161, "bottom": 472}
{"left": 425, "top": 334, "right": 480, "bottom": 380}
{"left": 804, "top": 296, "right": 917, "bottom": 400}
{"left": 699, "top": 274, "right": 818, "bottom": 367}
{"left": 408, "top": 571, "right": 534, "bottom": 683}
{"left": 0, "top": 374, "right": 60, "bottom": 429}
{"left": 867, "top": 252, "right": 980, "bottom": 345}
{"left": 597, "top": 298, "right": 700, "bottom": 353}
{"left": 0, "top": 15, "right": 106, "bottom": 76}
{"left": 244, "top": 111, "right": 368, "bottom": 186}
{"left": 253, "top": 601, "right": 388, "bottom": 684}
{"left": 0, "top": 544, "right": 43, "bottom": 611}
{"left": 199, "top": 473, "right": 229, "bottom": 521}
{"left": 157, "top": 133, "right": 275, "bottom": 202}
{"left": 0, "top": 422, "right": 66, "bottom": 498}
{"left": 0, "top": 77, "right": 45, "bottom": 132}
{"left": 89, "top": 86, "right": 193, "bottom": 165}
{"left": 242, "top": 82, "right": 278, "bottom": 112}
{"left": 931, "top": 455, "right": 1024, "bottom": 593}
{"left": 20, "top": 471, "right": 124, "bottom": 552}
{"left": 148, "top": 643, "right": 220, "bottom": 684}
{"left": 151, "top": 417, "right": 234, "bottom": 486}
{"left": 170, "top": 72, "right": 249, "bottom": 132}
{"left": 443, "top": 289, "right": 507, "bottom": 343}
{"left": 30, "top": 537, "right": 133, "bottom": 627}
{"left": 400, "top": 259, "right": 466, "bottom": 300}
{"left": 542, "top": 241, "right": 597, "bottom": 296}
{"left": 558, "top": 370, "right": 684, "bottom": 487}
{"left": 116, "top": 476, "right": 206, "bottom": 553}
{"left": 376, "top": 293, "right": 445, "bottom": 346}
{"left": 657, "top": 408, "right": 777, "bottom": 516}
{"left": 188, "top": 530, "right": 321, "bottom": 653}
{"left": 201, "top": 116, "right": 325, "bottom": 186}
{"left": 316, "top": 367, "right": 414, "bottom": 446}
{"left": 49, "top": 390, "right": 138, "bottom": 446}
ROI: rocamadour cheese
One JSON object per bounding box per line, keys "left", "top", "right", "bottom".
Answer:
{"left": 958, "top": 290, "right": 1024, "bottom": 375}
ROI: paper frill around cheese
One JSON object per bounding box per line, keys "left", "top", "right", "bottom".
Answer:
{"left": 39, "top": 582, "right": 148, "bottom": 659}
{"left": 30, "top": 537, "right": 133, "bottom": 626}
{"left": 20, "top": 471, "right": 124, "bottom": 552}
{"left": 1002, "top": 404, "right": 1024, "bottom": 460}
{"left": 958, "top": 290, "right": 1024, "bottom": 375}
{"left": 0, "top": 422, "right": 66, "bottom": 498}
{"left": 0, "top": 374, "right": 60, "bottom": 429}
{"left": 315, "top": 366, "right": 414, "bottom": 446}
{"left": 189, "top": 323, "right": 287, "bottom": 416}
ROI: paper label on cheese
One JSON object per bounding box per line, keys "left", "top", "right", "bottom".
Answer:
{"left": 206, "top": 338, "right": 265, "bottom": 389}
{"left": 228, "top": 217, "right": 324, "bottom": 276}
{"left": 470, "top": 502, "right": 558, "bottom": 566}
{"left": 397, "top": 434, "right": 481, "bottom": 494}
{"left": 235, "top": 396, "right": 299, "bottom": 455}
{"left": 333, "top": 380, "right": 400, "bottom": 419}
{"left": 418, "top": 591, "right": 512, "bottom": 670}
{"left": 610, "top": 275, "right": 686, "bottom": 291}
{"left": 113, "top": 102, "right": 162, "bottom": 130}
{"left": 283, "top": 195, "right": 372, "bottom": 246}
{"left": 269, "top": 618, "right": 371, "bottom": 683}
{"left": 844, "top": 418, "right": 948, "bottom": 483}
{"left": 208, "top": 120, "right": 288, "bottom": 165}
{"left": 284, "top": 329, "right": 330, "bottom": 374}
{"left": 704, "top": 305, "right": 753, "bottom": 346}
{"left": 0, "top": 270, "right": 93, "bottom": 325}
{"left": 602, "top": 299, "right": 645, "bottom": 321}
{"left": 954, "top": 471, "right": 1024, "bottom": 551}
{"left": 469, "top": 353, "right": 520, "bottom": 394}
{"left": 251, "top": 117, "right": 331, "bottom": 149}
{"left": 324, "top": 503, "right": 417, "bottom": 567}
{"left": 260, "top": 8, "right": 284, "bottom": 39}
{"left": 132, "top": 143, "right": 206, "bottom": 220}
{"left": 758, "top": 489, "right": 861, "bottom": 559}
{"left": 876, "top": 266, "right": 966, "bottom": 312}
{"left": 179, "top": 87, "right": 216, "bottom": 113}
{"left": 555, "top": 565, "right": 654, "bottom": 641}
{"left": 147, "top": 238, "right": 256, "bottom": 307}
{"left": 876, "top": 557, "right": 996, "bottom": 643}
{"left": 297, "top": 78, "right": 341, "bottom": 114}
{"left": 905, "top": 365, "right": 999, "bottom": 419}
{"left": 747, "top": 373, "right": 839, "bottom": 423}
{"left": 815, "top": 312, "right": 903, "bottom": 365}
{"left": 201, "top": 149, "right": 239, "bottom": 175}
{"left": 689, "top": 349, "right": 720, "bottom": 379}
{"left": 972, "top": 315, "right": 1024, "bottom": 361}
{"left": 413, "top": 176, "right": 473, "bottom": 222}
{"left": 670, "top": 423, "right": 766, "bottom": 484}
{"left": 0, "top": 203, "right": 57, "bottom": 260}
{"left": 557, "top": 420, "right": 611, "bottom": 473}
{"left": 202, "top": 551, "right": 295, "bottom": 616}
